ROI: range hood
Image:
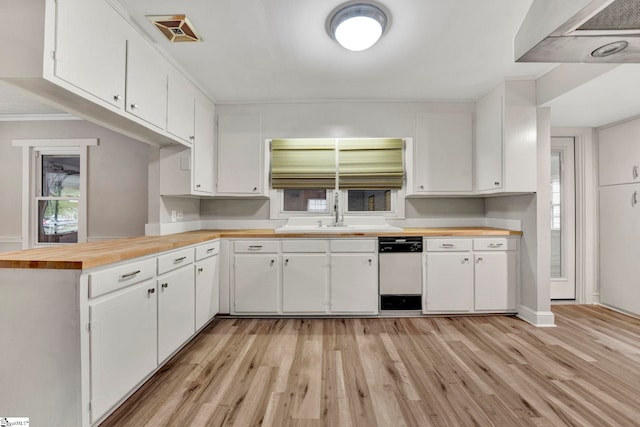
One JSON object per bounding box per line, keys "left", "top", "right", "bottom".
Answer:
{"left": 515, "top": 0, "right": 640, "bottom": 62}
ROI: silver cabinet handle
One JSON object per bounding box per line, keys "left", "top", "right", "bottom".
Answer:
{"left": 174, "top": 256, "right": 187, "bottom": 263}
{"left": 189, "top": 135, "right": 195, "bottom": 141}
{"left": 633, "top": 191, "right": 638, "bottom": 207}
{"left": 161, "top": 283, "right": 168, "bottom": 289}
{"left": 419, "top": 185, "right": 424, "bottom": 190}
{"left": 494, "top": 181, "right": 500, "bottom": 186}
{"left": 463, "top": 257, "right": 469, "bottom": 263}
{"left": 196, "top": 184, "right": 201, "bottom": 188}
{"left": 270, "top": 259, "right": 275, "bottom": 266}
{"left": 130, "top": 103, "right": 138, "bottom": 110}
{"left": 249, "top": 245, "right": 263, "bottom": 250}
{"left": 252, "top": 187, "right": 258, "bottom": 192}
{"left": 368, "top": 259, "right": 372, "bottom": 265}
{"left": 441, "top": 243, "right": 454, "bottom": 248}
{"left": 206, "top": 248, "right": 215, "bottom": 253}
{"left": 113, "top": 94, "right": 122, "bottom": 102}
{"left": 284, "top": 259, "right": 289, "bottom": 265}
{"left": 476, "top": 257, "right": 483, "bottom": 263}
{"left": 148, "top": 288, "right": 155, "bottom": 295}
{"left": 197, "top": 267, "right": 203, "bottom": 273}
{"left": 488, "top": 243, "right": 504, "bottom": 248}
{"left": 119, "top": 270, "right": 140, "bottom": 280}
{"left": 633, "top": 165, "right": 639, "bottom": 180}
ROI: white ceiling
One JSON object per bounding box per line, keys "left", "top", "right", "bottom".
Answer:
{"left": 120, "top": 0, "right": 553, "bottom": 102}
{"left": 2, "top": 0, "right": 640, "bottom": 128}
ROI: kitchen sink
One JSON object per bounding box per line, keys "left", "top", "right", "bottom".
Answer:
{"left": 274, "top": 216, "right": 402, "bottom": 234}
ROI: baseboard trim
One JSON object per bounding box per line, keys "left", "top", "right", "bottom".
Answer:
{"left": 517, "top": 305, "right": 556, "bottom": 327}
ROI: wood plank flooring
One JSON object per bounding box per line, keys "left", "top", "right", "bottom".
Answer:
{"left": 101, "top": 305, "right": 640, "bottom": 426}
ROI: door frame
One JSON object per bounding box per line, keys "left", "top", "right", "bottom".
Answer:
{"left": 551, "top": 128, "right": 598, "bottom": 304}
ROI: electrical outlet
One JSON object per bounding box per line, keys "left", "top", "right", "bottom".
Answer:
{"left": 171, "top": 210, "right": 177, "bottom": 222}
{"left": 177, "top": 212, "right": 184, "bottom": 221}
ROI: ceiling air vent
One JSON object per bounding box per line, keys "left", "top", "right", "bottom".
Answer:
{"left": 148, "top": 15, "right": 202, "bottom": 42}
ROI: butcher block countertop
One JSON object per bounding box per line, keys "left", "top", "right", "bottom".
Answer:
{"left": 0, "top": 227, "right": 521, "bottom": 270}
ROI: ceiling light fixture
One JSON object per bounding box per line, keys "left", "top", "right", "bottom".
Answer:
{"left": 328, "top": 3, "right": 388, "bottom": 52}
{"left": 591, "top": 40, "right": 629, "bottom": 58}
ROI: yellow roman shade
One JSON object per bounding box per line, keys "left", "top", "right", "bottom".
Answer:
{"left": 271, "top": 139, "right": 336, "bottom": 189}
{"left": 338, "top": 138, "right": 404, "bottom": 189}
{"left": 271, "top": 138, "right": 404, "bottom": 189}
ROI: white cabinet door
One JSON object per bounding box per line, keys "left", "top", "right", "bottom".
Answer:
{"left": 55, "top": 0, "right": 129, "bottom": 109}
{"left": 474, "top": 87, "right": 503, "bottom": 192}
{"left": 599, "top": 184, "right": 640, "bottom": 315}
{"left": 233, "top": 254, "right": 279, "bottom": 313}
{"left": 282, "top": 254, "right": 327, "bottom": 313}
{"left": 126, "top": 37, "right": 168, "bottom": 129}
{"left": 89, "top": 280, "right": 157, "bottom": 423}
{"left": 414, "top": 112, "right": 472, "bottom": 193}
{"left": 193, "top": 97, "right": 215, "bottom": 194}
{"left": 598, "top": 119, "right": 640, "bottom": 186}
{"left": 195, "top": 255, "right": 219, "bottom": 330}
{"left": 330, "top": 254, "right": 378, "bottom": 313}
{"left": 474, "top": 252, "right": 517, "bottom": 311}
{"left": 166, "top": 69, "right": 195, "bottom": 144}
{"left": 425, "top": 253, "right": 473, "bottom": 312}
{"left": 216, "top": 114, "right": 265, "bottom": 196}
{"left": 158, "top": 267, "right": 195, "bottom": 363}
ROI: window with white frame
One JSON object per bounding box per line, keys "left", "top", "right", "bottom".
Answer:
{"left": 13, "top": 139, "right": 97, "bottom": 248}
{"left": 270, "top": 138, "right": 405, "bottom": 218}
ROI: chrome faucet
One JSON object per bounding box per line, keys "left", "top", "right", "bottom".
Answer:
{"left": 333, "top": 192, "right": 344, "bottom": 226}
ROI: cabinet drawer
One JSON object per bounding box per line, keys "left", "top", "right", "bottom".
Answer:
{"left": 196, "top": 240, "right": 220, "bottom": 260}
{"left": 330, "top": 239, "right": 376, "bottom": 253}
{"left": 158, "top": 248, "right": 194, "bottom": 275}
{"left": 235, "top": 240, "right": 279, "bottom": 253}
{"left": 426, "top": 239, "right": 472, "bottom": 252}
{"left": 282, "top": 239, "right": 327, "bottom": 253}
{"left": 89, "top": 258, "right": 156, "bottom": 298}
{"left": 473, "top": 238, "right": 516, "bottom": 251}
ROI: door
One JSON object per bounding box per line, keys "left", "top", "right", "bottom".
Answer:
{"left": 330, "top": 254, "right": 378, "bottom": 313}
{"left": 550, "top": 137, "right": 576, "bottom": 299}
{"left": 425, "top": 253, "right": 473, "bottom": 312}
{"left": 233, "top": 254, "right": 279, "bottom": 313}
{"left": 89, "top": 280, "right": 157, "bottom": 423}
{"left": 158, "top": 267, "right": 195, "bottom": 363}
{"left": 282, "top": 254, "right": 327, "bottom": 313}
{"left": 474, "top": 252, "right": 517, "bottom": 311}
{"left": 195, "top": 255, "right": 219, "bottom": 330}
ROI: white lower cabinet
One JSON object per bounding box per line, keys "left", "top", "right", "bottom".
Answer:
{"left": 89, "top": 279, "right": 158, "bottom": 423}
{"left": 282, "top": 254, "right": 327, "bottom": 313}
{"left": 424, "top": 238, "right": 518, "bottom": 314}
{"left": 425, "top": 253, "right": 473, "bottom": 312}
{"left": 474, "top": 252, "right": 517, "bottom": 311}
{"left": 330, "top": 254, "right": 378, "bottom": 314}
{"left": 157, "top": 266, "right": 195, "bottom": 363}
{"left": 233, "top": 254, "right": 279, "bottom": 313}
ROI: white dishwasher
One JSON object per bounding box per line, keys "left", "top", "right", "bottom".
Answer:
{"left": 378, "top": 236, "right": 423, "bottom": 311}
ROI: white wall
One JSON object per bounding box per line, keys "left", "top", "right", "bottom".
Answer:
{"left": 0, "top": 119, "right": 152, "bottom": 251}
{"left": 201, "top": 101, "right": 486, "bottom": 226}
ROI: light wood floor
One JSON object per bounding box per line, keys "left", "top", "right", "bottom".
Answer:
{"left": 101, "top": 305, "right": 640, "bottom": 426}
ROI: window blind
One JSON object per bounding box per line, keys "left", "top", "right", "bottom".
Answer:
{"left": 338, "top": 138, "right": 404, "bottom": 189}
{"left": 271, "top": 139, "right": 336, "bottom": 189}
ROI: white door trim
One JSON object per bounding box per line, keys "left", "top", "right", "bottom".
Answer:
{"left": 551, "top": 137, "right": 576, "bottom": 299}
{"left": 551, "top": 128, "right": 597, "bottom": 304}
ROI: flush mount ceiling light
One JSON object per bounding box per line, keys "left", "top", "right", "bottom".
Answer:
{"left": 147, "top": 15, "right": 202, "bottom": 42}
{"left": 328, "top": 3, "right": 388, "bottom": 51}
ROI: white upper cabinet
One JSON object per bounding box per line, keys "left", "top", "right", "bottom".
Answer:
{"left": 598, "top": 118, "right": 640, "bottom": 186}
{"left": 125, "top": 37, "right": 168, "bottom": 130}
{"left": 474, "top": 81, "right": 537, "bottom": 194}
{"left": 159, "top": 96, "right": 215, "bottom": 196}
{"left": 216, "top": 114, "right": 267, "bottom": 196}
{"left": 54, "top": 0, "right": 130, "bottom": 110}
{"left": 410, "top": 112, "right": 472, "bottom": 194}
{"left": 166, "top": 69, "right": 196, "bottom": 144}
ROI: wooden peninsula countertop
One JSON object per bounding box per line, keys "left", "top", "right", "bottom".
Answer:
{"left": 0, "top": 227, "right": 522, "bottom": 270}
